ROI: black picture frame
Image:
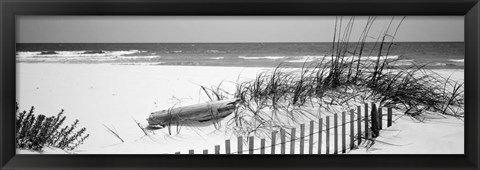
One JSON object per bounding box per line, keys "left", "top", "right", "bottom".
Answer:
{"left": 1, "top": 0, "right": 479, "bottom": 169}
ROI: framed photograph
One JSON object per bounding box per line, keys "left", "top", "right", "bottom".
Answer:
{"left": 1, "top": 0, "right": 479, "bottom": 169}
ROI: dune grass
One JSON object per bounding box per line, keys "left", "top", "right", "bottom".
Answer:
{"left": 197, "top": 16, "right": 464, "bottom": 137}
{"left": 103, "top": 124, "right": 124, "bottom": 143}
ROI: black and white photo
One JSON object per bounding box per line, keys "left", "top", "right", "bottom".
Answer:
{"left": 15, "top": 16, "right": 464, "bottom": 154}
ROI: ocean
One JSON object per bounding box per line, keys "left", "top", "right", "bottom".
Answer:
{"left": 16, "top": 42, "right": 464, "bottom": 68}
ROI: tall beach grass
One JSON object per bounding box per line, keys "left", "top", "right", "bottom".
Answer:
{"left": 199, "top": 16, "right": 464, "bottom": 137}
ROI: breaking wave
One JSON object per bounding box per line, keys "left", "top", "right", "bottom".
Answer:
{"left": 16, "top": 50, "right": 160, "bottom": 62}
{"left": 448, "top": 59, "right": 464, "bottom": 63}
{"left": 238, "top": 56, "right": 286, "bottom": 60}
{"left": 286, "top": 55, "right": 400, "bottom": 63}
{"left": 209, "top": 57, "right": 224, "bottom": 60}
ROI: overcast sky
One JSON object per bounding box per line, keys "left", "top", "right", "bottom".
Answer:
{"left": 16, "top": 16, "right": 463, "bottom": 43}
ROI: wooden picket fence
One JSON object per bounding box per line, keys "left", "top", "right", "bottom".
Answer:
{"left": 174, "top": 103, "right": 394, "bottom": 154}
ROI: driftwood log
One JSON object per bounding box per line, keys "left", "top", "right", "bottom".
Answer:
{"left": 147, "top": 98, "right": 239, "bottom": 126}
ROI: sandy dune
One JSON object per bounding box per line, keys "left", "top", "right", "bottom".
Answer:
{"left": 16, "top": 63, "right": 464, "bottom": 154}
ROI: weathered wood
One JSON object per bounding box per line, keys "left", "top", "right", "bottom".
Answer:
{"left": 334, "top": 114, "right": 338, "bottom": 154}
{"left": 350, "top": 109, "right": 355, "bottom": 150}
{"left": 318, "top": 118, "right": 323, "bottom": 154}
{"left": 364, "top": 103, "right": 369, "bottom": 138}
{"left": 378, "top": 106, "right": 383, "bottom": 130}
{"left": 249, "top": 136, "right": 254, "bottom": 154}
{"left": 300, "top": 124, "right": 305, "bottom": 154}
{"left": 309, "top": 120, "right": 314, "bottom": 154}
{"left": 189, "top": 149, "right": 194, "bottom": 154}
{"left": 342, "top": 112, "right": 346, "bottom": 153}
{"left": 225, "top": 139, "right": 231, "bottom": 154}
{"left": 175, "top": 151, "right": 180, "bottom": 154}
{"left": 215, "top": 145, "right": 220, "bottom": 154}
{"left": 326, "top": 116, "right": 330, "bottom": 154}
{"left": 290, "top": 128, "right": 296, "bottom": 154}
{"left": 271, "top": 131, "right": 277, "bottom": 154}
{"left": 281, "top": 129, "right": 286, "bottom": 154}
{"left": 260, "top": 139, "right": 265, "bottom": 154}
{"left": 238, "top": 136, "right": 243, "bottom": 154}
{"left": 147, "top": 99, "right": 239, "bottom": 126}
{"left": 371, "top": 103, "right": 380, "bottom": 138}
{"left": 387, "top": 107, "right": 393, "bottom": 127}
{"left": 357, "top": 106, "right": 362, "bottom": 145}
{"left": 203, "top": 149, "right": 208, "bottom": 154}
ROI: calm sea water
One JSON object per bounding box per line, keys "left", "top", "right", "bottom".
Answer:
{"left": 16, "top": 42, "right": 464, "bottom": 68}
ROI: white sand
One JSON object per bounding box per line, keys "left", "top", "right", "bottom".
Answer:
{"left": 17, "top": 63, "right": 267, "bottom": 154}
{"left": 349, "top": 112, "right": 464, "bottom": 154}
{"left": 16, "top": 63, "right": 464, "bottom": 154}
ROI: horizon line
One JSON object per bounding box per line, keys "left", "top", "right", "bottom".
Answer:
{"left": 16, "top": 41, "right": 465, "bottom": 44}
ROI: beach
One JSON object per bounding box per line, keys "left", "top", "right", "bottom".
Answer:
{"left": 17, "top": 63, "right": 268, "bottom": 154}
{"left": 16, "top": 63, "right": 464, "bottom": 154}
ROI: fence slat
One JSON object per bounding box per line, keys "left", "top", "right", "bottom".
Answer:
{"left": 357, "top": 106, "right": 362, "bottom": 145}
{"left": 238, "top": 136, "right": 243, "bottom": 154}
{"left": 175, "top": 152, "right": 180, "bottom": 154}
{"left": 326, "top": 116, "right": 330, "bottom": 154}
{"left": 249, "top": 136, "right": 254, "bottom": 154}
{"left": 225, "top": 139, "right": 231, "bottom": 154}
{"left": 334, "top": 114, "right": 338, "bottom": 154}
{"left": 378, "top": 106, "right": 383, "bottom": 130}
{"left": 290, "top": 128, "right": 296, "bottom": 154}
{"left": 371, "top": 103, "right": 379, "bottom": 138}
{"left": 271, "top": 131, "right": 277, "bottom": 154}
{"left": 318, "top": 118, "right": 323, "bottom": 154}
{"left": 350, "top": 109, "right": 355, "bottom": 150}
{"left": 300, "top": 124, "right": 305, "bottom": 154}
{"left": 189, "top": 149, "right": 194, "bottom": 154}
{"left": 203, "top": 149, "right": 208, "bottom": 154}
{"left": 387, "top": 107, "right": 393, "bottom": 127}
{"left": 309, "top": 120, "right": 314, "bottom": 154}
{"left": 215, "top": 145, "right": 220, "bottom": 154}
{"left": 261, "top": 139, "right": 265, "bottom": 154}
{"left": 364, "top": 103, "right": 369, "bottom": 138}
{"left": 342, "top": 112, "right": 346, "bottom": 153}
{"left": 281, "top": 129, "right": 286, "bottom": 154}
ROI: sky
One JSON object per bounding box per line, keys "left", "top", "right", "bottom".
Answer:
{"left": 16, "top": 16, "right": 464, "bottom": 43}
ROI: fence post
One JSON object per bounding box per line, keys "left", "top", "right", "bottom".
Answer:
{"left": 387, "top": 107, "right": 393, "bottom": 127}
{"left": 260, "top": 139, "right": 265, "bottom": 154}
{"left": 271, "top": 131, "right": 277, "bottom": 154}
{"left": 225, "top": 139, "right": 231, "bottom": 154}
{"left": 175, "top": 151, "right": 180, "bottom": 154}
{"left": 334, "top": 113, "right": 338, "bottom": 154}
{"left": 318, "top": 118, "right": 323, "bottom": 154}
{"left": 371, "top": 103, "right": 380, "bottom": 138}
{"left": 203, "top": 149, "right": 208, "bottom": 154}
{"left": 237, "top": 136, "right": 243, "bottom": 154}
{"left": 215, "top": 145, "right": 220, "bottom": 154}
{"left": 342, "top": 112, "right": 346, "bottom": 153}
{"left": 290, "top": 128, "right": 296, "bottom": 154}
{"left": 326, "top": 116, "right": 330, "bottom": 154}
{"left": 357, "top": 106, "right": 362, "bottom": 145}
{"left": 350, "top": 109, "right": 355, "bottom": 150}
{"left": 300, "top": 124, "right": 305, "bottom": 154}
{"left": 364, "top": 103, "right": 369, "bottom": 138}
{"left": 249, "top": 136, "right": 254, "bottom": 154}
{"left": 309, "top": 120, "right": 314, "bottom": 154}
{"left": 378, "top": 106, "right": 383, "bottom": 130}
{"left": 189, "top": 149, "right": 194, "bottom": 154}
{"left": 281, "top": 128, "right": 286, "bottom": 154}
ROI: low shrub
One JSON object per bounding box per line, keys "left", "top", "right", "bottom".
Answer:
{"left": 15, "top": 103, "right": 89, "bottom": 151}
